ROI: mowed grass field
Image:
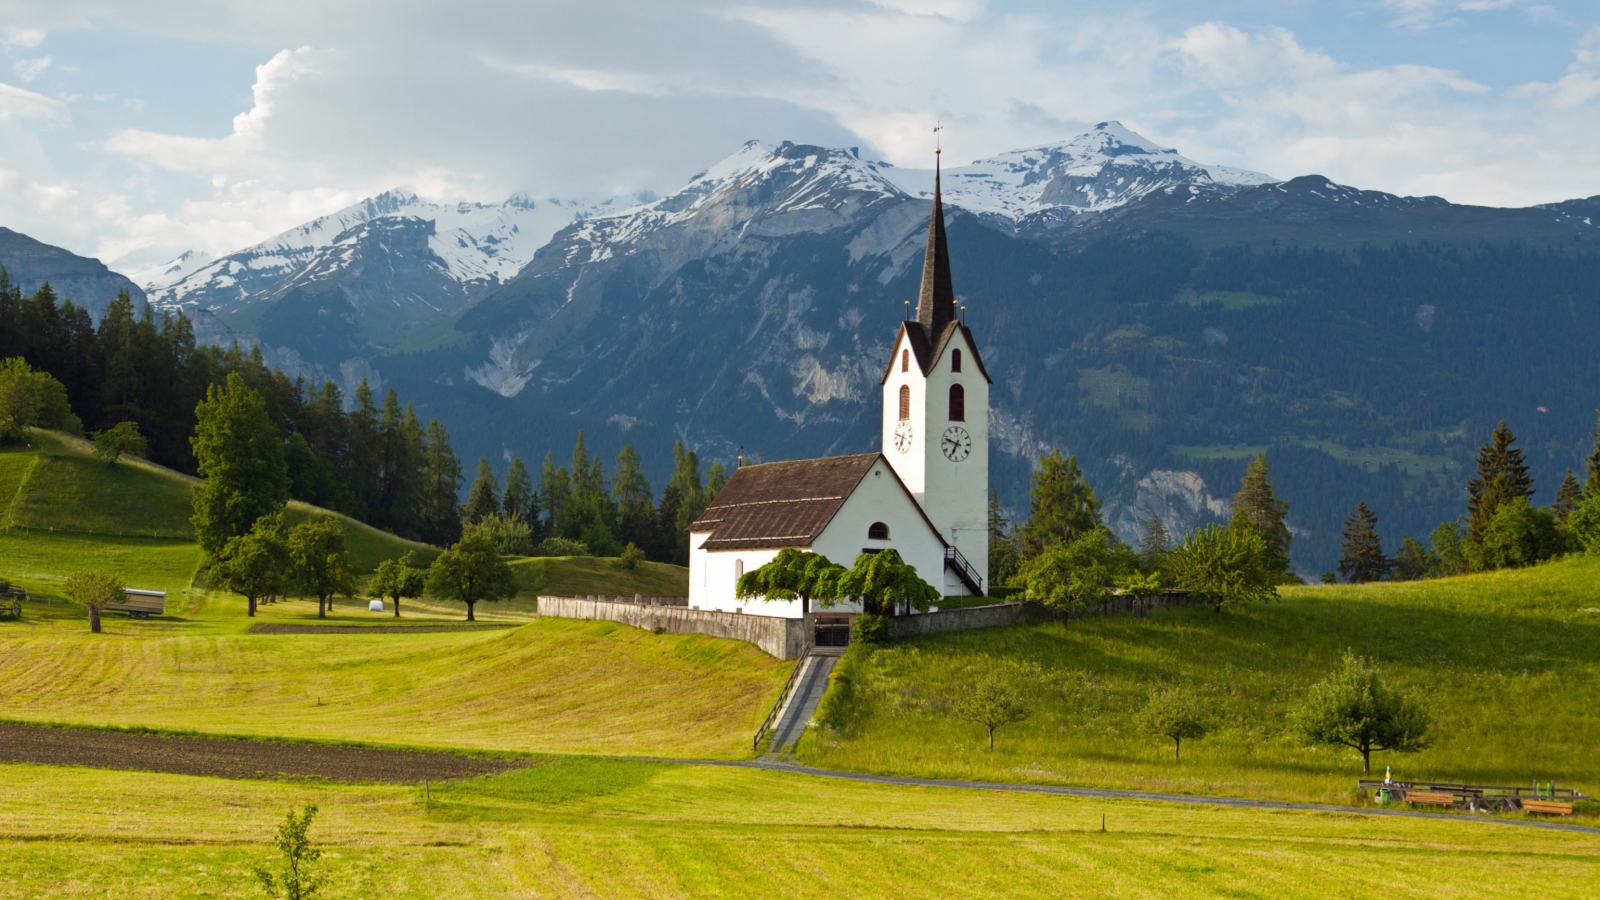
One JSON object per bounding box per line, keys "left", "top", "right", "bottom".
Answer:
{"left": 0, "top": 431, "right": 748, "bottom": 756}
{"left": 4, "top": 758, "right": 1599, "bottom": 899}
{"left": 800, "top": 553, "right": 1600, "bottom": 806}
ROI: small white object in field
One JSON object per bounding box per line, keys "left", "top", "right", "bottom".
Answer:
{"left": 368, "top": 599, "right": 384, "bottom": 612}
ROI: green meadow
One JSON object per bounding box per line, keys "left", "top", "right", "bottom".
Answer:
{"left": 4, "top": 758, "right": 1599, "bottom": 899}
{"left": 800, "top": 553, "right": 1600, "bottom": 806}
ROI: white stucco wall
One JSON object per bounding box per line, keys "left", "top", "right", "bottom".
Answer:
{"left": 881, "top": 326, "right": 989, "bottom": 592}
{"left": 686, "top": 456, "right": 954, "bottom": 619}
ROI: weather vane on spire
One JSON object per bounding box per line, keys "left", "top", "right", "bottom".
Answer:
{"left": 934, "top": 121, "right": 943, "bottom": 155}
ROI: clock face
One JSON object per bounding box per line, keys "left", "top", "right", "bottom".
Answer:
{"left": 942, "top": 426, "right": 972, "bottom": 462}
{"left": 893, "top": 420, "right": 914, "bottom": 453}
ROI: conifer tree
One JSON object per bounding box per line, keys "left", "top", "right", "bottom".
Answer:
{"left": 1018, "top": 449, "right": 1100, "bottom": 558}
{"left": 419, "top": 419, "right": 463, "bottom": 546}
{"left": 346, "top": 380, "right": 381, "bottom": 521}
{"left": 1465, "top": 420, "right": 1534, "bottom": 545}
{"left": 1553, "top": 470, "right": 1584, "bottom": 521}
{"left": 988, "top": 490, "right": 1019, "bottom": 587}
{"left": 665, "top": 441, "right": 704, "bottom": 565}
{"left": 1230, "top": 453, "right": 1291, "bottom": 574}
{"left": 1587, "top": 410, "right": 1600, "bottom": 496}
{"left": 538, "top": 452, "right": 571, "bottom": 540}
{"left": 1140, "top": 512, "right": 1171, "bottom": 567}
{"left": 612, "top": 445, "right": 656, "bottom": 554}
{"left": 463, "top": 457, "right": 501, "bottom": 525}
{"left": 1338, "top": 501, "right": 1389, "bottom": 583}
{"left": 502, "top": 458, "right": 536, "bottom": 526}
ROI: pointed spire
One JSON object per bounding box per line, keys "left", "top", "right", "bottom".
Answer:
{"left": 915, "top": 148, "right": 956, "bottom": 335}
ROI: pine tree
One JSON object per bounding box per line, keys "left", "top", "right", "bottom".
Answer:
{"left": 1465, "top": 420, "right": 1534, "bottom": 544}
{"left": 503, "top": 457, "right": 536, "bottom": 527}
{"left": 463, "top": 457, "right": 501, "bottom": 525}
{"left": 665, "top": 441, "right": 704, "bottom": 566}
{"left": 1018, "top": 449, "right": 1101, "bottom": 558}
{"left": 346, "top": 380, "right": 381, "bottom": 522}
{"left": 1554, "top": 470, "right": 1584, "bottom": 521}
{"left": 1140, "top": 513, "right": 1171, "bottom": 566}
{"left": 1587, "top": 410, "right": 1600, "bottom": 496}
{"left": 1230, "top": 453, "right": 1291, "bottom": 573}
{"left": 611, "top": 445, "right": 656, "bottom": 555}
{"left": 1338, "top": 501, "right": 1390, "bottom": 584}
{"left": 987, "top": 490, "right": 1019, "bottom": 587}
{"left": 538, "top": 452, "right": 572, "bottom": 541}
{"left": 418, "top": 419, "right": 462, "bottom": 547}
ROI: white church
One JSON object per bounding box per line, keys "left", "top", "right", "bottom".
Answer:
{"left": 688, "top": 159, "right": 990, "bottom": 620}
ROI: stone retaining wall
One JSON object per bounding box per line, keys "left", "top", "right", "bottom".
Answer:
{"left": 537, "top": 596, "right": 809, "bottom": 659}
{"left": 889, "top": 590, "right": 1199, "bottom": 639}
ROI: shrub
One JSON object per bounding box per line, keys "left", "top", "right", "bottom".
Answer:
{"left": 470, "top": 514, "right": 534, "bottom": 556}
{"left": 613, "top": 542, "right": 646, "bottom": 570}
{"left": 850, "top": 613, "right": 887, "bottom": 645}
{"left": 1469, "top": 498, "right": 1566, "bottom": 570}
{"left": 533, "top": 536, "right": 590, "bottom": 557}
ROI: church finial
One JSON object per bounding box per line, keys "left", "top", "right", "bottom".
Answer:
{"left": 915, "top": 124, "right": 955, "bottom": 335}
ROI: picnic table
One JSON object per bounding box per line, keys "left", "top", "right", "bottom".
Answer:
{"left": 1359, "top": 779, "right": 1586, "bottom": 815}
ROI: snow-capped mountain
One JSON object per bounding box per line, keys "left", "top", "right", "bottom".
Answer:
{"left": 880, "top": 121, "right": 1273, "bottom": 229}
{"left": 140, "top": 190, "right": 606, "bottom": 312}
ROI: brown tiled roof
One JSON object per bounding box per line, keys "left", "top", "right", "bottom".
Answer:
{"left": 689, "top": 453, "right": 878, "bottom": 551}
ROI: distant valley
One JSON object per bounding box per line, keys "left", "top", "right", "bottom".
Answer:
{"left": 8, "top": 122, "right": 1600, "bottom": 574}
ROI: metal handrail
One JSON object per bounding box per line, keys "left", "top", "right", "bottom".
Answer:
{"left": 753, "top": 640, "right": 813, "bottom": 751}
{"left": 945, "top": 546, "right": 983, "bottom": 595}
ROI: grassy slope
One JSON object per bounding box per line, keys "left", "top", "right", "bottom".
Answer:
{"left": 800, "top": 554, "right": 1600, "bottom": 806}
{"left": 4, "top": 760, "right": 1598, "bottom": 899}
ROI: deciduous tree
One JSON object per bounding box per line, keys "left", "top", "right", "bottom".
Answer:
{"left": 1018, "top": 527, "right": 1138, "bottom": 615}
{"left": 287, "top": 516, "right": 354, "bottom": 618}
{"left": 948, "top": 670, "right": 1033, "bottom": 751}
{"left": 64, "top": 570, "right": 124, "bottom": 633}
{"left": 426, "top": 528, "right": 516, "bottom": 621}
{"left": 368, "top": 551, "right": 426, "bottom": 618}
{"left": 213, "top": 513, "right": 289, "bottom": 617}
{"left": 190, "top": 373, "right": 289, "bottom": 554}
{"left": 1162, "top": 523, "right": 1277, "bottom": 612}
{"left": 737, "top": 548, "right": 847, "bottom": 615}
{"left": 1291, "top": 651, "right": 1430, "bottom": 774}
{"left": 1139, "top": 687, "right": 1211, "bottom": 762}
{"left": 253, "top": 803, "right": 322, "bottom": 900}
{"left": 91, "top": 420, "right": 147, "bottom": 465}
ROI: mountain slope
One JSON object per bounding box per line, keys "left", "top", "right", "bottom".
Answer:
{"left": 0, "top": 227, "right": 146, "bottom": 318}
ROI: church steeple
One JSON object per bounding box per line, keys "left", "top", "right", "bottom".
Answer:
{"left": 914, "top": 149, "right": 956, "bottom": 335}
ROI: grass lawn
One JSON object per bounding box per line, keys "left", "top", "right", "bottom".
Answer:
{"left": 4, "top": 759, "right": 1599, "bottom": 899}
{"left": 799, "top": 553, "right": 1600, "bottom": 806}
{"left": 510, "top": 554, "right": 689, "bottom": 598}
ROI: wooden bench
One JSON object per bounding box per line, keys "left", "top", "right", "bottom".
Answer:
{"left": 105, "top": 589, "right": 165, "bottom": 619}
{"left": 1522, "top": 800, "right": 1574, "bottom": 816}
{"left": 1405, "top": 790, "right": 1457, "bottom": 807}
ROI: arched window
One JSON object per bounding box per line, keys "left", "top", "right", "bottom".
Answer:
{"left": 949, "top": 384, "right": 965, "bottom": 422}
{"left": 901, "top": 349, "right": 909, "bottom": 372}
{"left": 734, "top": 559, "right": 744, "bottom": 580}
{"left": 898, "top": 385, "right": 910, "bottom": 420}
{"left": 952, "top": 349, "right": 962, "bottom": 373}
{"left": 868, "top": 522, "right": 889, "bottom": 540}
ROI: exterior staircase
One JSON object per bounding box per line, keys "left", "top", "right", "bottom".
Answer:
{"left": 945, "top": 546, "right": 983, "bottom": 596}
{"left": 758, "top": 647, "right": 839, "bottom": 758}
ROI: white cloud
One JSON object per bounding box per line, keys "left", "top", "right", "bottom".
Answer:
{"left": 0, "top": 81, "right": 68, "bottom": 122}
{"left": 12, "top": 56, "right": 51, "bottom": 82}
{"left": 1382, "top": 0, "right": 1527, "bottom": 30}
{"left": 2, "top": 28, "right": 47, "bottom": 49}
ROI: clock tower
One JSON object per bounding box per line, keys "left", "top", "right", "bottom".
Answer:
{"left": 880, "top": 152, "right": 991, "bottom": 595}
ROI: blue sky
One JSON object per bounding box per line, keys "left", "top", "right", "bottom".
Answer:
{"left": 1, "top": 1, "right": 1596, "bottom": 273}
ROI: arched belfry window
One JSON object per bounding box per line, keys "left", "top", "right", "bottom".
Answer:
{"left": 868, "top": 522, "right": 889, "bottom": 540}
{"left": 949, "top": 384, "right": 965, "bottom": 422}
{"left": 952, "top": 349, "right": 962, "bottom": 373}
{"left": 899, "top": 385, "right": 910, "bottom": 420}
{"left": 901, "top": 349, "right": 909, "bottom": 372}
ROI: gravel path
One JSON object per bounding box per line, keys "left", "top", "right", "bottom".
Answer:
{"left": 0, "top": 723, "right": 531, "bottom": 782}
{"left": 248, "top": 624, "right": 512, "bottom": 634}
{"left": 705, "top": 759, "right": 1600, "bottom": 836}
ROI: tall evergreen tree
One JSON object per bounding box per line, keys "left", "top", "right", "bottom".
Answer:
{"left": 1230, "top": 453, "right": 1292, "bottom": 573}
{"left": 612, "top": 445, "right": 656, "bottom": 553}
{"left": 988, "top": 490, "right": 1019, "bottom": 588}
{"left": 537, "top": 452, "right": 572, "bottom": 541}
{"left": 1140, "top": 513, "right": 1171, "bottom": 567}
{"left": 502, "top": 457, "right": 537, "bottom": 529}
{"left": 346, "top": 380, "right": 381, "bottom": 521}
{"left": 665, "top": 441, "right": 704, "bottom": 566}
{"left": 1554, "top": 470, "right": 1584, "bottom": 521}
{"left": 1018, "top": 449, "right": 1101, "bottom": 558}
{"left": 1465, "top": 420, "right": 1534, "bottom": 544}
{"left": 1587, "top": 410, "right": 1600, "bottom": 496}
{"left": 189, "top": 373, "right": 290, "bottom": 554}
{"left": 419, "top": 419, "right": 463, "bottom": 546}
{"left": 463, "top": 457, "right": 501, "bottom": 525}
{"left": 1338, "top": 501, "right": 1390, "bottom": 584}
